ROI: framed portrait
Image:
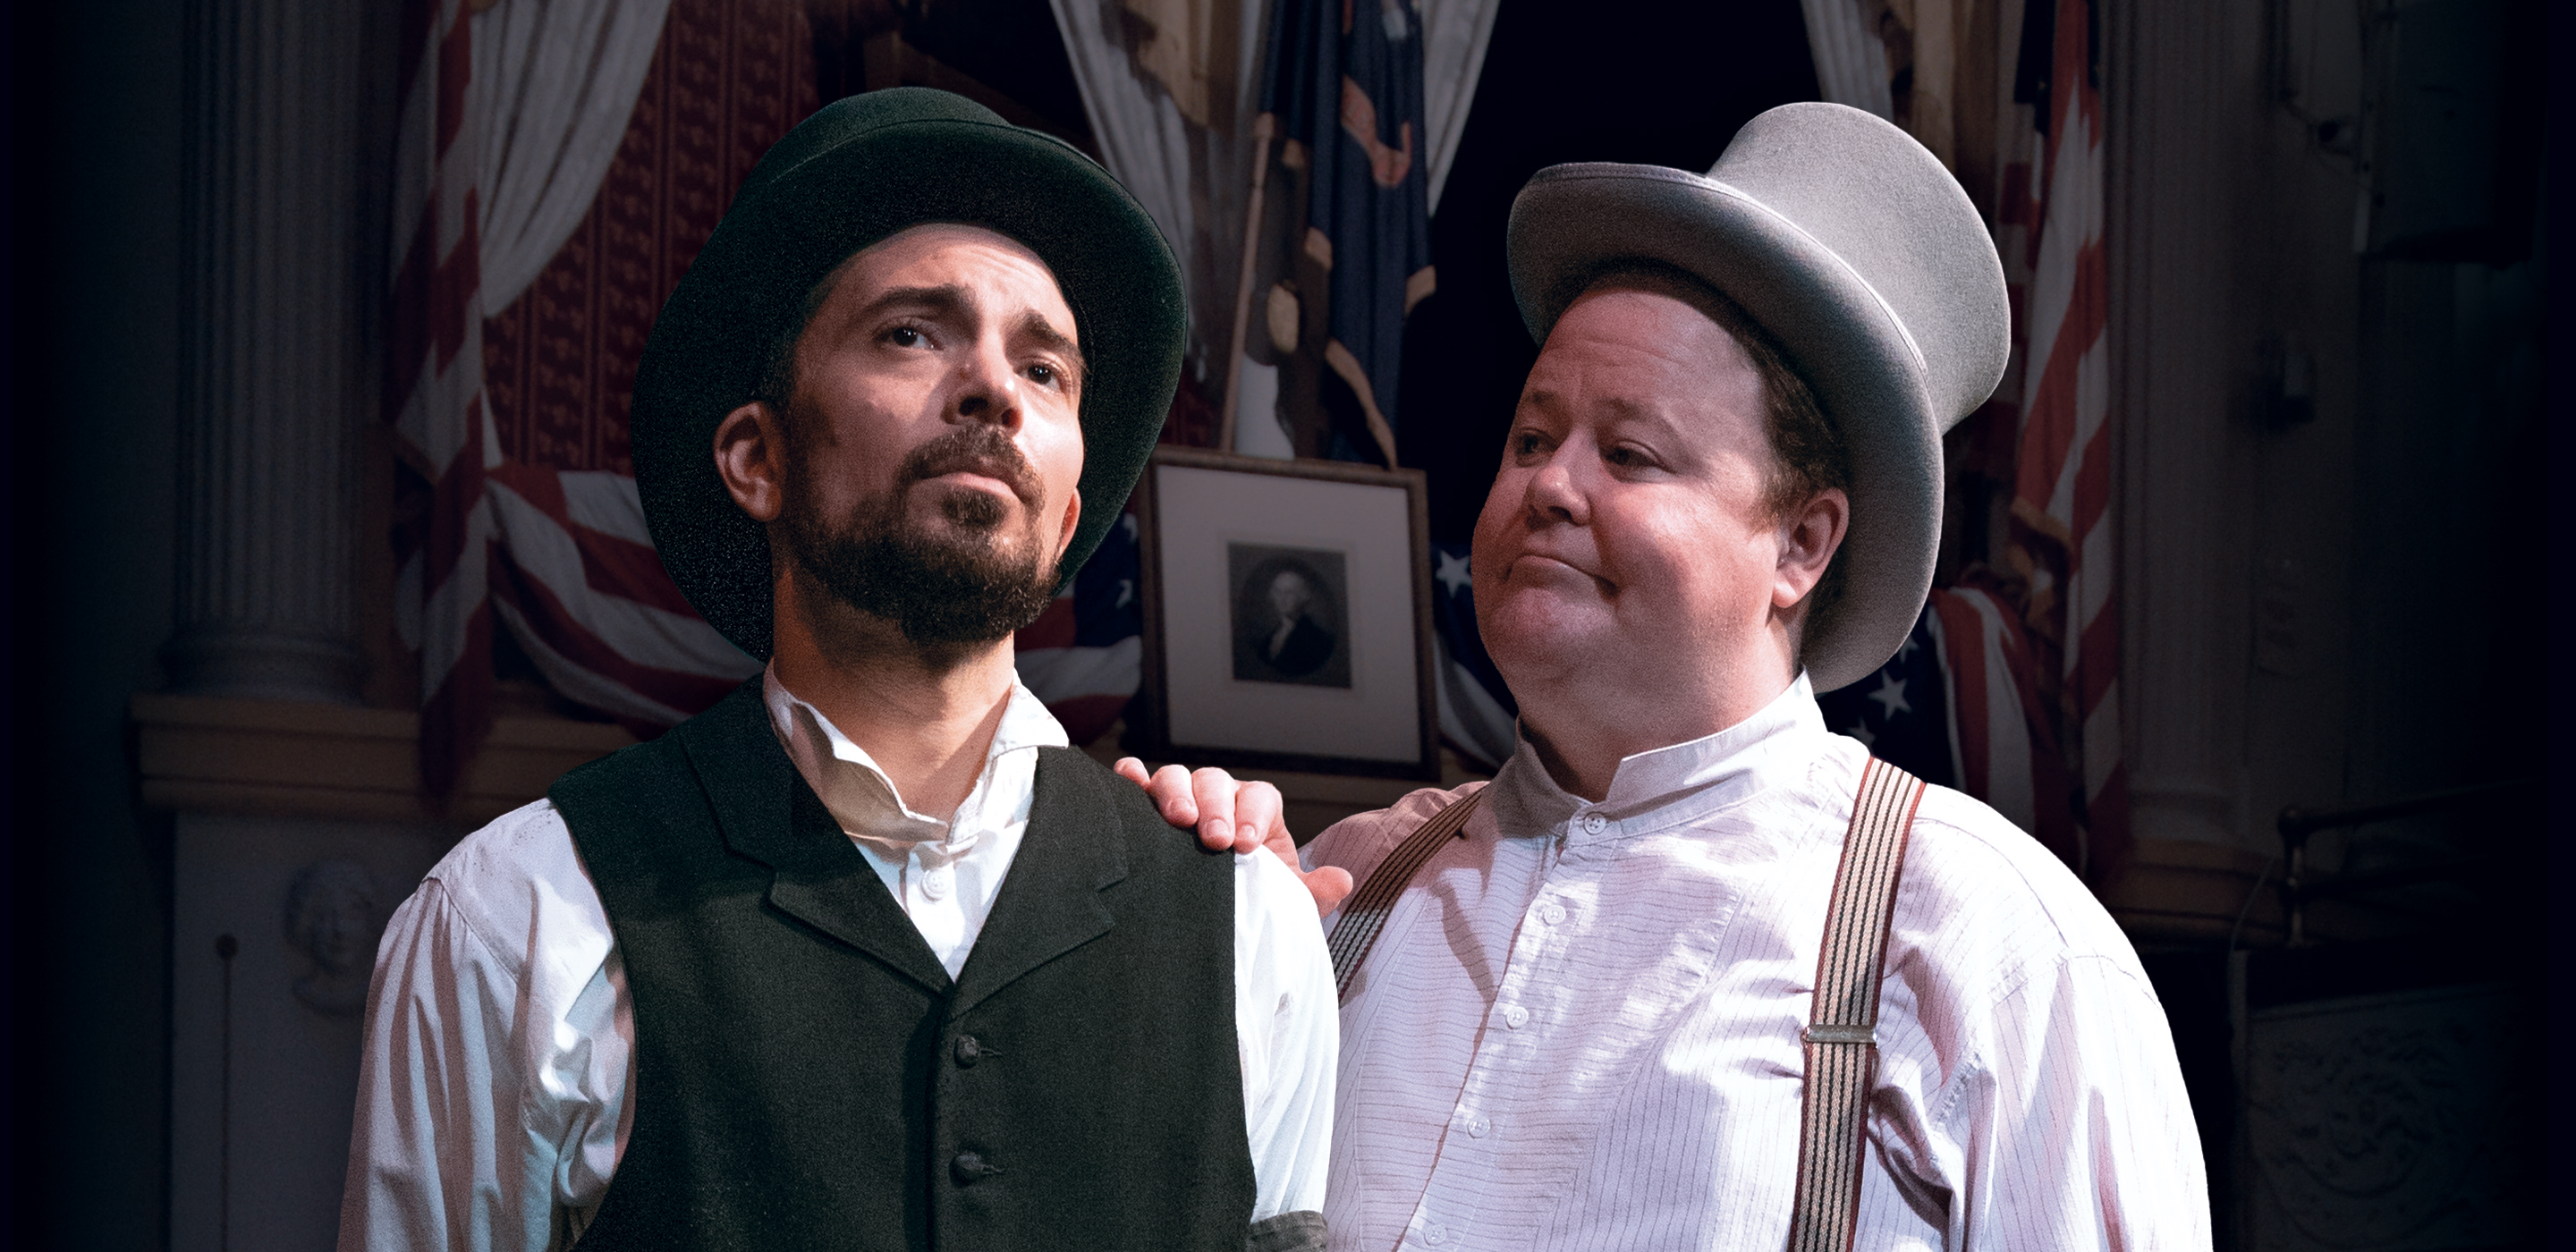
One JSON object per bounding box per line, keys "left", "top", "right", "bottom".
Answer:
{"left": 1131, "top": 447, "right": 1438, "bottom": 779}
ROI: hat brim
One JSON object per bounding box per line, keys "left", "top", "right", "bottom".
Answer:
{"left": 631, "top": 109, "right": 1185, "bottom": 662}
{"left": 1506, "top": 164, "right": 1940, "bottom": 693}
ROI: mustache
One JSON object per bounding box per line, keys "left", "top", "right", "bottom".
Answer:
{"left": 896, "top": 426, "right": 1043, "bottom": 509}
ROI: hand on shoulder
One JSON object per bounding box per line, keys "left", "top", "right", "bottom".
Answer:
{"left": 1113, "top": 757, "right": 1355, "bottom": 914}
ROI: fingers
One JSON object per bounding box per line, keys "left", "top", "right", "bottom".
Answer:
{"left": 1145, "top": 763, "right": 1200, "bottom": 834}
{"left": 1190, "top": 768, "right": 1241, "bottom": 851}
{"left": 1233, "top": 782, "right": 1284, "bottom": 856}
{"left": 1112, "top": 757, "right": 1151, "bottom": 788}
{"left": 1301, "top": 865, "right": 1355, "bottom": 915}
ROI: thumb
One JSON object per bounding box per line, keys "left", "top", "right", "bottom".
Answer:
{"left": 1301, "top": 865, "right": 1355, "bottom": 916}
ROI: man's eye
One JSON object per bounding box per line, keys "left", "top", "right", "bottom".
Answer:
{"left": 886, "top": 326, "right": 924, "bottom": 348}
{"left": 1027, "top": 362, "right": 1057, "bottom": 385}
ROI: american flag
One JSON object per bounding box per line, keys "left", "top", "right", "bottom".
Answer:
{"left": 387, "top": 0, "right": 497, "bottom": 797}
{"left": 1999, "top": 0, "right": 2126, "bottom": 883}
{"left": 1816, "top": 588, "right": 2080, "bottom": 870}
{"left": 1011, "top": 513, "right": 1148, "bottom": 746}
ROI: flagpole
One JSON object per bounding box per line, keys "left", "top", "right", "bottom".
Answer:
{"left": 1217, "top": 112, "right": 1276, "bottom": 453}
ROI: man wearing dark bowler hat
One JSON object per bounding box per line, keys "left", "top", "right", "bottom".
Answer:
{"left": 341, "top": 89, "right": 1335, "bottom": 1252}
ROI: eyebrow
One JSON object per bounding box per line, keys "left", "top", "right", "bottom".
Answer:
{"left": 851, "top": 283, "right": 1086, "bottom": 387}
{"left": 1516, "top": 389, "right": 1689, "bottom": 441}
{"left": 1015, "top": 309, "right": 1086, "bottom": 387}
{"left": 854, "top": 283, "right": 971, "bottom": 326}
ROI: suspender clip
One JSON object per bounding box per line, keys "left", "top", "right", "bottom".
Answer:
{"left": 1801, "top": 1022, "right": 1877, "bottom": 1046}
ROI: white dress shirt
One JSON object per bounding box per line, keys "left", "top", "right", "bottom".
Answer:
{"left": 1303, "top": 673, "right": 2208, "bottom": 1251}
{"left": 342, "top": 669, "right": 1337, "bottom": 1252}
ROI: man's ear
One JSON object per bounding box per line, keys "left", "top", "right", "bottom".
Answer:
{"left": 713, "top": 401, "right": 788, "bottom": 523}
{"left": 1772, "top": 486, "right": 1849, "bottom": 611}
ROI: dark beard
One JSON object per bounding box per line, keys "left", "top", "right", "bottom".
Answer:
{"left": 781, "top": 424, "right": 1061, "bottom": 646}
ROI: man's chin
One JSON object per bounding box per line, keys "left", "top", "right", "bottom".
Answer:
{"left": 1479, "top": 591, "right": 1616, "bottom": 676}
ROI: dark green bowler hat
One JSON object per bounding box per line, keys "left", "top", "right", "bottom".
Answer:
{"left": 631, "top": 87, "right": 1187, "bottom": 662}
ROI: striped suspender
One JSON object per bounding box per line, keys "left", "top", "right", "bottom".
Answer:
{"left": 1786, "top": 758, "right": 1928, "bottom": 1252}
{"left": 1326, "top": 790, "right": 1485, "bottom": 1001}
{"left": 1321, "top": 759, "right": 1922, "bottom": 1252}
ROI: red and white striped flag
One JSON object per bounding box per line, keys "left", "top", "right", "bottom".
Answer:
{"left": 387, "top": 0, "right": 500, "bottom": 797}
{"left": 2001, "top": 0, "right": 2127, "bottom": 884}
{"left": 1926, "top": 586, "right": 2081, "bottom": 868}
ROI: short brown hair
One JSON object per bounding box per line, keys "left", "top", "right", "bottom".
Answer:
{"left": 1575, "top": 261, "right": 1852, "bottom": 644}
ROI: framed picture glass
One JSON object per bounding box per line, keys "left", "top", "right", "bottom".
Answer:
{"left": 1131, "top": 447, "right": 1437, "bottom": 779}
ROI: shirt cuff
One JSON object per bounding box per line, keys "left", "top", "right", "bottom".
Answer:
{"left": 1246, "top": 1210, "right": 1328, "bottom": 1252}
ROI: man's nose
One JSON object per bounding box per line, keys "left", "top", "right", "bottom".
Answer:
{"left": 950, "top": 336, "right": 1023, "bottom": 427}
{"left": 1525, "top": 451, "right": 1589, "bottom": 524}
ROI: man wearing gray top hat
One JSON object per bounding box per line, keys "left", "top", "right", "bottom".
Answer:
{"left": 342, "top": 89, "right": 1337, "bottom": 1252}
{"left": 1153, "top": 102, "right": 2209, "bottom": 1249}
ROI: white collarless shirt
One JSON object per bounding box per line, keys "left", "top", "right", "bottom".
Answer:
{"left": 1303, "top": 673, "right": 2209, "bottom": 1251}
{"left": 342, "top": 669, "right": 1337, "bottom": 1252}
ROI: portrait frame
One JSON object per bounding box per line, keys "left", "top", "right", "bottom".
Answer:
{"left": 1131, "top": 447, "right": 1438, "bottom": 780}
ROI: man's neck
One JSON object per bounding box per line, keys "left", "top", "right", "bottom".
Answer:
{"left": 768, "top": 582, "right": 1021, "bottom": 822}
{"left": 1514, "top": 650, "right": 1796, "bottom": 803}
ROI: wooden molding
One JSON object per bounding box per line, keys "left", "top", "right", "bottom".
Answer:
{"left": 132, "top": 693, "right": 636, "bottom": 827}
{"left": 2101, "top": 835, "right": 2284, "bottom": 948}
{"left": 131, "top": 699, "right": 1481, "bottom": 833}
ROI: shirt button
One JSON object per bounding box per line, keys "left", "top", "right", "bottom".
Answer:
{"left": 920, "top": 866, "right": 953, "bottom": 900}
{"left": 1422, "top": 1222, "right": 1448, "bottom": 1246}
{"left": 1468, "top": 1114, "right": 1490, "bottom": 1138}
{"left": 1581, "top": 813, "right": 1608, "bottom": 834}
{"left": 1501, "top": 1004, "right": 1529, "bottom": 1029}
{"left": 1538, "top": 901, "right": 1566, "bottom": 926}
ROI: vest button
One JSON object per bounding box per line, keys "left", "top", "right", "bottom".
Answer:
{"left": 953, "top": 1035, "right": 981, "bottom": 1067}
{"left": 951, "top": 1150, "right": 998, "bottom": 1185}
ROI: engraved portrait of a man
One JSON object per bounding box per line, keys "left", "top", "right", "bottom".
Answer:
{"left": 1229, "top": 544, "right": 1352, "bottom": 689}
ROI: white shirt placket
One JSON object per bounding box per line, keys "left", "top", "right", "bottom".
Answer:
{"left": 1406, "top": 810, "right": 1606, "bottom": 1250}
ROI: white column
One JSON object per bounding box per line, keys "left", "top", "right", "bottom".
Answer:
{"left": 163, "top": 0, "right": 370, "bottom": 704}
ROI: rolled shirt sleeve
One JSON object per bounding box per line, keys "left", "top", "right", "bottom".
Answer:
{"left": 1236, "top": 846, "right": 1339, "bottom": 1222}
{"left": 338, "top": 802, "right": 630, "bottom": 1252}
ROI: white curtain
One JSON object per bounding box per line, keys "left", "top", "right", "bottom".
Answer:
{"left": 470, "top": 0, "right": 675, "bottom": 312}
{"left": 1418, "top": 0, "right": 1501, "bottom": 214}
{"left": 1800, "top": 0, "right": 1895, "bottom": 122}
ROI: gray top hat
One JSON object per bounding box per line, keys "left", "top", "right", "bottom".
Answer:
{"left": 1505, "top": 102, "right": 2008, "bottom": 692}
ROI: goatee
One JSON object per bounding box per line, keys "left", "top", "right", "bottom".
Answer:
{"left": 782, "top": 424, "right": 1061, "bottom": 646}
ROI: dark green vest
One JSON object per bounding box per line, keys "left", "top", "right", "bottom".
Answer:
{"left": 552, "top": 681, "right": 1255, "bottom": 1250}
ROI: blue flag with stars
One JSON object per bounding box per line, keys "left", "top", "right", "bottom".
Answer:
{"left": 1263, "top": 0, "right": 1436, "bottom": 467}
{"left": 1817, "top": 603, "right": 1956, "bottom": 789}
{"left": 1430, "top": 540, "right": 1514, "bottom": 717}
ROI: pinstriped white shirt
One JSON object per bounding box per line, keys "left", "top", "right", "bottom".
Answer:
{"left": 1302, "top": 674, "right": 2208, "bottom": 1251}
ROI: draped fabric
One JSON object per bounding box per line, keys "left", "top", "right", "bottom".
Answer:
{"left": 1261, "top": 0, "right": 1434, "bottom": 468}
{"left": 394, "top": 0, "right": 793, "bottom": 787}
{"left": 1415, "top": 0, "right": 1502, "bottom": 215}
{"left": 475, "top": 0, "right": 815, "bottom": 737}
{"left": 470, "top": 0, "right": 676, "bottom": 314}
{"left": 1792, "top": 0, "right": 2125, "bottom": 884}
{"left": 1799, "top": 0, "right": 1897, "bottom": 122}
{"left": 1048, "top": 0, "right": 1275, "bottom": 395}
{"left": 1049, "top": 0, "right": 1493, "bottom": 421}
{"left": 389, "top": 0, "right": 504, "bottom": 797}
{"left": 1998, "top": 0, "right": 2126, "bottom": 884}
